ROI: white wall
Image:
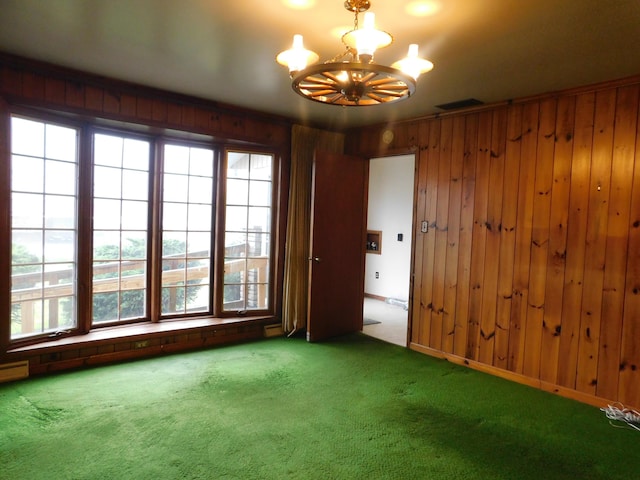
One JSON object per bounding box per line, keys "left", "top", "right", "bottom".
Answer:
{"left": 365, "top": 154, "right": 414, "bottom": 301}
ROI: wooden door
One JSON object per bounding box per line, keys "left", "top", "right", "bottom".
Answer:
{"left": 306, "top": 150, "right": 368, "bottom": 342}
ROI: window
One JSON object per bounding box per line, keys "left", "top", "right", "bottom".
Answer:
{"left": 161, "top": 144, "right": 214, "bottom": 316}
{"left": 223, "top": 151, "right": 273, "bottom": 312}
{"left": 7, "top": 114, "right": 276, "bottom": 344}
{"left": 92, "top": 133, "right": 151, "bottom": 324}
{"left": 10, "top": 117, "right": 79, "bottom": 339}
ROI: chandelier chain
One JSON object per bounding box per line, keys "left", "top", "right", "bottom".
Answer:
{"left": 327, "top": 46, "right": 356, "bottom": 64}
{"left": 344, "top": 0, "right": 371, "bottom": 14}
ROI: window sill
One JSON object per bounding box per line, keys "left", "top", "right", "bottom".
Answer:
{"left": 8, "top": 315, "right": 275, "bottom": 355}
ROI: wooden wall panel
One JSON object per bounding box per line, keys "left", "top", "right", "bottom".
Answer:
{"left": 494, "top": 105, "right": 522, "bottom": 369}
{"left": 467, "top": 111, "right": 493, "bottom": 360}
{"left": 85, "top": 86, "right": 104, "bottom": 112}
{"left": 441, "top": 116, "right": 465, "bottom": 354}
{"left": 508, "top": 102, "right": 539, "bottom": 374}
{"left": 65, "top": 81, "right": 85, "bottom": 108}
{"left": 478, "top": 109, "right": 507, "bottom": 365}
{"left": 430, "top": 117, "right": 453, "bottom": 351}
{"left": 22, "top": 72, "right": 44, "bottom": 101}
{"left": 44, "top": 77, "right": 65, "bottom": 104}
{"left": 348, "top": 76, "right": 640, "bottom": 409}
{"left": 417, "top": 120, "right": 441, "bottom": 346}
{"left": 409, "top": 123, "right": 431, "bottom": 345}
{"left": 541, "top": 95, "right": 576, "bottom": 385}
{"left": 557, "top": 92, "right": 595, "bottom": 390}
{"left": 524, "top": 98, "right": 556, "bottom": 379}
{"left": 103, "top": 91, "right": 121, "bottom": 114}
{"left": 598, "top": 85, "right": 639, "bottom": 401}
{"left": 576, "top": 89, "right": 616, "bottom": 394}
{"left": 619, "top": 103, "right": 640, "bottom": 406}
{"left": 152, "top": 99, "right": 168, "bottom": 123}
{"left": 0, "top": 55, "right": 290, "bottom": 149}
{"left": 452, "top": 114, "right": 479, "bottom": 357}
{"left": 120, "top": 93, "right": 138, "bottom": 117}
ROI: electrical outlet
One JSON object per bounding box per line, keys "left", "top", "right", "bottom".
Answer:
{"left": 375, "top": 271, "right": 379, "bottom": 279}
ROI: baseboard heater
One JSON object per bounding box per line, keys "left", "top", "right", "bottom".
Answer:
{"left": 0, "top": 360, "right": 29, "bottom": 383}
{"left": 263, "top": 324, "right": 284, "bottom": 338}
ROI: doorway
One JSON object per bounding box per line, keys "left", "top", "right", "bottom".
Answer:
{"left": 362, "top": 154, "right": 414, "bottom": 347}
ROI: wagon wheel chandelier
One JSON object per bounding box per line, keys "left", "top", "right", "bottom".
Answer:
{"left": 276, "top": 0, "right": 434, "bottom": 106}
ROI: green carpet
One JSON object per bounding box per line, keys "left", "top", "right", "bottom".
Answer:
{"left": 1, "top": 334, "right": 637, "bottom": 479}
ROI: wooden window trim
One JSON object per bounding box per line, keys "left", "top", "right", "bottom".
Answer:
{"left": 7, "top": 314, "right": 275, "bottom": 356}
{"left": 3, "top": 109, "right": 282, "bottom": 351}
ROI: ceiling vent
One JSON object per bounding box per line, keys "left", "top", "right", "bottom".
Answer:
{"left": 435, "top": 98, "right": 484, "bottom": 110}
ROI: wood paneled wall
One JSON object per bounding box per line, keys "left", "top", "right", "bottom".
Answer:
{"left": 346, "top": 77, "right": 640, "bottom": 409}
{"left": 0, "top": 53, "right": 291, "bottom": 148}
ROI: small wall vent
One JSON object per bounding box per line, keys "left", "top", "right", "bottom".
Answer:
{"left": 264, "top": 324, "right": 284, "bottom": 338}
{"left": 0, "top": 360, "right": 29, "bottom": 383}
{"left": 435, "top": 98, "right": 484, "bottom": 110}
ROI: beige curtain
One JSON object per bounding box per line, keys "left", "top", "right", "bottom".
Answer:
{"left": 282, "top": 125, "right": 344, "bottom": 335}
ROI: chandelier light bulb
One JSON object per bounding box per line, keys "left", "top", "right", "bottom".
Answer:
{"left": 392, "top": 44, "right": 434, "bottom": 80}
{"left": 342, "top": 11, "right": 392, "bottom": 63}
{"left": 337, "top": 71, "right": 349, "bottom": 82}
{"left": 276, "top": 34, "right": 319, "bottom": 74}
{"left": 357, "top": 12, "right": 377, "bottom": 59}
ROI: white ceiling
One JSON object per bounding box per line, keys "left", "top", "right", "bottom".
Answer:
{"left": 0, "top": 0, "right": 639, "bottom": 130}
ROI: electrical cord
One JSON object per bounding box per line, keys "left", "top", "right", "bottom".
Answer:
{"left": 600, "top": 403, "right": 640, "bottom": 432}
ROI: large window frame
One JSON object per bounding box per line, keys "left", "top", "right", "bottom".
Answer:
{"left": 4, "top": 109, "right": 279, "bottom": 348}
{"left": 221, "top": 149, "right": 275, "bottom": 313}
{"left": 9, "top": 115, "right": 80, "bottom": 341}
